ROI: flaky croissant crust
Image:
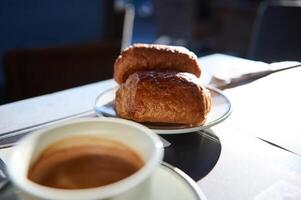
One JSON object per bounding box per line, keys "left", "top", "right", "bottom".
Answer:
{"left": 115, "top": 71, "right": 211, "bottom": 125}
{"left": 114, "top": 44, "right": 201, "bottom": 84}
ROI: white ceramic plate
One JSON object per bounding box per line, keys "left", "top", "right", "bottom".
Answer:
{"left": 153, "top": 162, "right": 206, "bottom": 200}
{"left": 94, "top": 86, "right": 231, "bottom": 134}
{"left": 0, "top": 162, "right": 206, "bottom": 200}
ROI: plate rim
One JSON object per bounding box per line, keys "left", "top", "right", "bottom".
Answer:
{"left": 159, "top": 162, "right": 207, "bottom": 200}
{"left": 0, "top": 162, "right": 206, "bottom": 200}
{"left": 94, "top": 85, "right": 232, "bottom": 134}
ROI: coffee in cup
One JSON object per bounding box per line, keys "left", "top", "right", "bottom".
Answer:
{"left": 28, "top": 136, "right": 144, "bottom": 189}
{"left": 8, "top": 118, "right": 163, "bottom": 200}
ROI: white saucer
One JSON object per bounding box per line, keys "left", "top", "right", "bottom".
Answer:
{"left": 154, "top": 162, "right": 207, "bottom": 200}
{"left": 94, "top": 86, "right": 232, "bottom": 134}
{"left": 0, "top": 163, "right": 206, "bottom": 200}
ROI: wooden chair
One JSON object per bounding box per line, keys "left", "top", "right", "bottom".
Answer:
{"left": 3, "top": 41, "right": 121, "bottom": 102}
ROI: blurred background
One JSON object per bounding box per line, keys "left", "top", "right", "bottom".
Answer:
{"left": 0, "top": 0, "right": 300, "bottom": 104}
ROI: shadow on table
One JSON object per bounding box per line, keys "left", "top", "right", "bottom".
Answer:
{"left": 161, "top": 130, "right": 221, "bottom": 181}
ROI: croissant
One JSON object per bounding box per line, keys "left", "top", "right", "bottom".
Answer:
{"left": 114, "top": 43, "right": 201, "bottom": 84}
{"left": 115, "top": 71, "right": 211, "bottom": 125}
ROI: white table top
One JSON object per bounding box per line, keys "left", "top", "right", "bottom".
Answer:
{"left": 1, "top": 54, "right": 301, "bottom": 200}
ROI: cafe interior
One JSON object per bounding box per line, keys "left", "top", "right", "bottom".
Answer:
{"left": 0, "top": 0, "right": 301, "bottom": 199}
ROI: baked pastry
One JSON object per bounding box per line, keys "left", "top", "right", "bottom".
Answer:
{"left": 115, "top": 71, "right": 211, "bottom": 125}
{"left": 114, "top": 43, "right": 201, "bottom": 84}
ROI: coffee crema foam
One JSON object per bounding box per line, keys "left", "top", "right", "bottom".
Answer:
{"left": 28, "top": 136, "right": 144, "bottom": 189}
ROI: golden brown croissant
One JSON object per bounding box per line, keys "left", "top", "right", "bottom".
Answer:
{"left": 115, "top": 71, "right": 211, "bottom": 125}
{"left": 114, "top": 43, "right": 201, "bottom": 84}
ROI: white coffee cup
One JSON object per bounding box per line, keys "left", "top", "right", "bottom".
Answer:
{"left": 7, "top": 118, "right": 163, "bottom": 200}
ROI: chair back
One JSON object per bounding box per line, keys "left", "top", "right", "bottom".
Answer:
{"left": 248, "top": 0, "right": 301, "bottom": 62}
{"left": 4, "top": 42, "right": 120, "bottom": 102}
